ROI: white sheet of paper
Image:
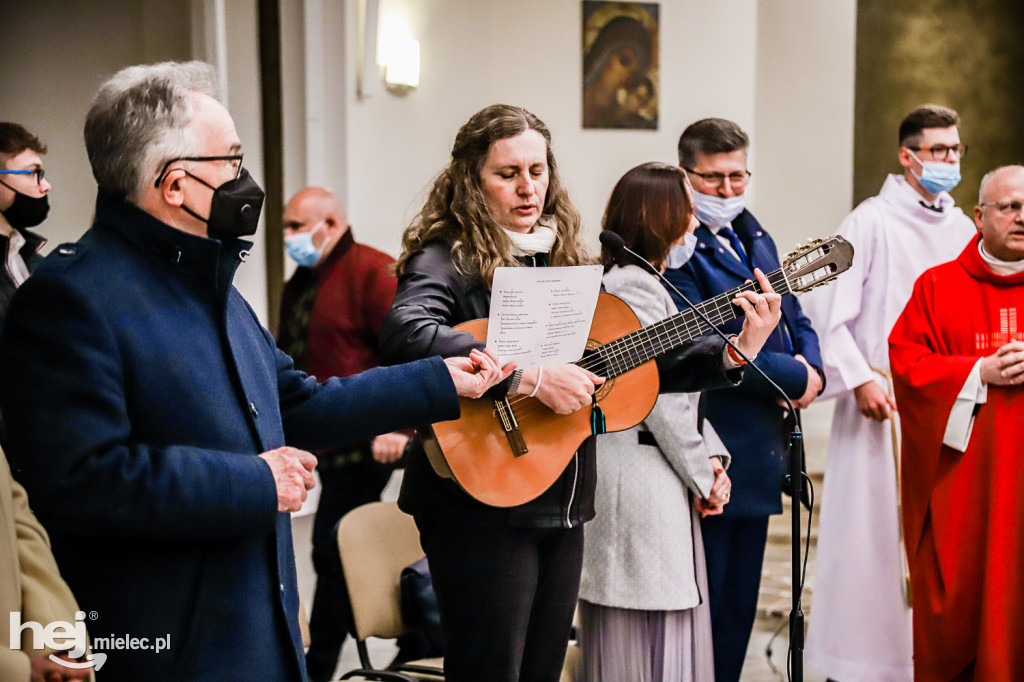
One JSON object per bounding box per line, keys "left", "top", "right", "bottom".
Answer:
{"left": 487, "top": 265, "right": 603, "bottom": 368}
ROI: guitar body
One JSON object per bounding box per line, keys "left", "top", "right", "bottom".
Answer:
{"left": 430, "top": 292, "right": 658, "bottom": 508}
{"left": 426, "top": 235, "right": 854, "bottom": 507}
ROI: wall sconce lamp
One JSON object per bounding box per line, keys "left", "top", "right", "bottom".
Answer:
{"left": 379, "top": 14, "right": 419, "bottom": 92}
{"left": 383, "top": 35, "right": 419, "bottom": 90}
{"left": 359, "top": 1, "right": 420, "bottom": 96}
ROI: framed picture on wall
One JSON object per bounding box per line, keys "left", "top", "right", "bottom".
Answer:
{"left": 582, "top": 1, "right": 659, "bottom": 130}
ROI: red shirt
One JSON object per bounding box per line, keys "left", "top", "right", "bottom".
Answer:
{"left": 278, "top": 228, "right": 397, "bottom": 380}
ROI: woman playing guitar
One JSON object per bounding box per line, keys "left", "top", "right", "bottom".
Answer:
{"left": 379, "top": 105, "right": 781, "bottom": 682}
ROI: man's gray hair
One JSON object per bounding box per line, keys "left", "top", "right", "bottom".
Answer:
{"left": 978, "top": 164, "right": 1024, "bottom": 205}
{"left": 84, "top": 61, "right": 222, "bottom": 200}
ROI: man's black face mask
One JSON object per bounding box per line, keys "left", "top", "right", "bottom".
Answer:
{"left": 0, "top": 179, "right": 50, "bottom": 229}
{"left": 181, "top": 168, "right": 265, "bottom": 241}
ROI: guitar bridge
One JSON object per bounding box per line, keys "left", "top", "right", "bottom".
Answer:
{"left": 494, "top": 397, "right": 528, "bottom": 457}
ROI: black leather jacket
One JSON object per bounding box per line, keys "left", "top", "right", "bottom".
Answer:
{"left": 380, "top": 239, "right": 740, "bottom": 528}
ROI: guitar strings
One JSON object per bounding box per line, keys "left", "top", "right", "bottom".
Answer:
{"left": 500, "top": 271, "right": 789, "bottom": 421}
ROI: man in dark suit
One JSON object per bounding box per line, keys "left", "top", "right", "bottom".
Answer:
{"left": 0, "top": 60, "right": 508, "bottom": 682}
{"left": 665, "top": 118, "right": 824, "bottom": 682}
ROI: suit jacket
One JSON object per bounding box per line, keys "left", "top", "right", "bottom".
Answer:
{"left": 663, "top": 210, "right": 822, "bottom": 516}
{"left": 0, "top": 448, "right": 93, "bottom": 682}
{"left": 0, "top": 194, "right": 460, "bottom": 682}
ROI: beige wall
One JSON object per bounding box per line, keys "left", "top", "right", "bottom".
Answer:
{"left": 0, "top": 0, "right": 191, "bottom": 250}
{"left": 755, "top": 0, "right": 857, "bottom": 250}
{"left": 336, "top": 0, "right": 761, "bottom": 257}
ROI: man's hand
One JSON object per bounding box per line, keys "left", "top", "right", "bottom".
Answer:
{"left": 733, "top": 268, "right": 783, "bottom": 357}
{"left": 444, "top": 348, "right": 516, "bottom": 399}
{"left": 520, "top": 364, "right": 605, "bottom": 415}
{"left": 788, "top": 354, "right": 823, "bottom": 409}
{"left": 980, "top": 340, "right": 1024, "bottom": 386}
{"left": 694, "top": 457, "right": 731, "bottom": 518}
{"left": 259, "top": 446, "right": 317, "bottom": 512}
{"left": 372, "top": 432, "right": 410, "bottom": 464}
{"left": 30, "top": 654, "right": 92, "bottom": 681}
{"left": 854, "top": 380, "right": 896, "bottom": 421}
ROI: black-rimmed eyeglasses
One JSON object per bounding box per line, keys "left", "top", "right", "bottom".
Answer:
{"left": 154, "top": 154, "right": 244, "bottom": 188}
{"left": 684, "top": 168, "right": 751, "bottom": 189}
{"left": 905, "top": 144, "right": 967, "bottom": 161}
{"left": 0, "top": 168, "right": 45, "bottom": 185}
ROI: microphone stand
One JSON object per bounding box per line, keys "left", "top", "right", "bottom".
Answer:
{"left": 601, "top": 232, "right": 805, "bottom": 681}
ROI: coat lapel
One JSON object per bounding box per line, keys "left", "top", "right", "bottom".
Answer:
{"left": 695, "top": 225, "right": 752, "bottom": 280}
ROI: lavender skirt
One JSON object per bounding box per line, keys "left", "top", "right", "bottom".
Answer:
{"left": 577, "top": 507, "right": 714, "bottom": 681}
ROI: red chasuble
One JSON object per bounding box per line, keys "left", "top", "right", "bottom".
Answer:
{"left": 889, "top": 236, "right": 1024, "bottom": 681}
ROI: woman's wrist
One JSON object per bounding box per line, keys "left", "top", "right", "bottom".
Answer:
{"left": 507, "top": 368, "right": 524, "bottom": 395}
{"left": 727, "top": 334, "right": 757, "bottom": 365}
{"left": 517, "top": 367, "right": 542, "bottom": 395}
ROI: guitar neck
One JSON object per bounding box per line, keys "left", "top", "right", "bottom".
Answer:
{"left": 591, "top": 267, "right": 792, "bottom": 378}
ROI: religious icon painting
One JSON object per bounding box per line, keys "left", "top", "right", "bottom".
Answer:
{"left": 582, "top": 1, "right": 660, "bottom": 130}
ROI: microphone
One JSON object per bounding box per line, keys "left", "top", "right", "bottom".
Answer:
{"left": 598, "top": 229, "right": 795, "bottom": 415}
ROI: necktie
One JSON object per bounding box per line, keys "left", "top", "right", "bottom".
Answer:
{"left": 718, "top": 226, "right": 749, "bottom": 266}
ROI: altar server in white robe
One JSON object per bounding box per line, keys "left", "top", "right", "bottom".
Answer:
{"left": 801, "top": 105, "right": 975, "bottom": 682}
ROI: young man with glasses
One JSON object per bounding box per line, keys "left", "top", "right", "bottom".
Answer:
{"left": 888, "top": 164, "right": 1024, "bottom": 681}
{"left": 801, "top": 105, "right": 976, "bottom": 682}
{"left": 664, "top": 118, "right": 825, "bottom": 682}
{"left": 0, "top": 122, "right": 51, "bottom": 325}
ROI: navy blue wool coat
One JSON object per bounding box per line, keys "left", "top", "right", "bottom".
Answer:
{"left": 663, "top": 210, "right": 823, "bottom": 517}
{"left": 0, "top": 194, "right": 460, "bottom": 682}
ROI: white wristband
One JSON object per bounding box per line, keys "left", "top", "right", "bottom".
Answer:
{"left": 528, "top": 367, "right": 543, "bottom": 398}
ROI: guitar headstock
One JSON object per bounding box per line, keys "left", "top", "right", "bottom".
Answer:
{"left": 782, "top": 236, "right": 854, "bottom": 293}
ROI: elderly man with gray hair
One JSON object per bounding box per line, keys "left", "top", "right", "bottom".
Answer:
{"left": 0, "top": 61, "right": 510, "bottom": 682}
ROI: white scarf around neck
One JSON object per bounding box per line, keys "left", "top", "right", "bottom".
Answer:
{"left": 979, "top": 240, "right": 1024, "bottom": 275}
{"left": 503, "top": 218, "right": 557, "bottom": 256}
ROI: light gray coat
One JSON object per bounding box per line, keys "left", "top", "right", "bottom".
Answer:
{"left": 580, "top": 265, "right": 730, "bottom": 610}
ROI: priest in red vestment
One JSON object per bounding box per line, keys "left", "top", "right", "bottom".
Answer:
{"left": 889, "top": 164, "right": 1024, "bottom": 681}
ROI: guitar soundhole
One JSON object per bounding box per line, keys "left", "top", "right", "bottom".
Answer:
{"left": 580, "top": 347, "right": 615, "bottom": 401}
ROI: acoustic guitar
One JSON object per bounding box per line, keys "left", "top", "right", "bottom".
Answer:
{"left": 424, "top": 236, "right": 854, "bottom": 507}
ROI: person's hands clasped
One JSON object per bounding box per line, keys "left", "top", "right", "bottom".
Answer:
{"left": 780, "top": 353, "right": 823, "bottom": 410}
{"left": 259, "top": 446, "right": 317, "bottom": 513}
{"left": 372, "top": 432, "right": 410, "bottom": 464}
{"left": 854, "top": 379, "right": 896, "bottom": 421}
{"left": 732, "top": 268, "right": 783, "bottom": 358}
{"left": 694, "top": 456, "right": 731, "bottom": 518}
{"left": 980, "top": 340, "right": 1024, "bottom": 386}
{"left": 444, "top": 348, "right": 516, "bottom": 399}
{"left": 518, "top": 364, "right": 605, "bottom": 415}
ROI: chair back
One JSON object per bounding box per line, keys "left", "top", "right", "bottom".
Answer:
{"left": 337, "top": 501, "right": 425, "bottom": 640}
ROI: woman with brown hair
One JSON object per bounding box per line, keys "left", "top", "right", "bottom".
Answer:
{"left": 579, "top": 162, "right": 777, "bottom": 680}
{"left": 380, "top": 110, "right": 780, "bottom": 681}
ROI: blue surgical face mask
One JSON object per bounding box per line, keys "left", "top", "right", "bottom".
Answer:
{"left": 284, "top": 222, "right": 324, "bottom": 267}
{"left": 692, "top": 190, "right": 745, "bottom": 227}
{"left": 909, "top": 151, "right": 961, "bottom": 195}
{"left": 665, "top": 232, "right": 698, "bottom": 270}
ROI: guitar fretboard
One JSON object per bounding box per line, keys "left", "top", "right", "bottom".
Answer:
{"left": 587, "top": 268, "right": 792, "bottom": 378}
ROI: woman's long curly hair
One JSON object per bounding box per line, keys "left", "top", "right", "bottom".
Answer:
{"left": 395, "top": 104, "right": 592, "bottom": 287}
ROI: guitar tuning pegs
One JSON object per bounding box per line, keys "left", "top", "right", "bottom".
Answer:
{"left": 786, "top": 251, "right": 796, "bottom": 259}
